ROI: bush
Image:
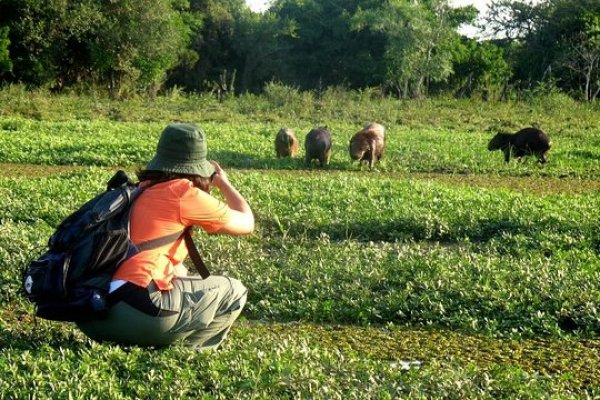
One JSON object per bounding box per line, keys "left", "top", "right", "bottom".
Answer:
{"left": 263, "top": 81, "right": 314, "bottom": 114}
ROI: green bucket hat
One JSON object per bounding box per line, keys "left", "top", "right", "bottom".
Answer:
{"left": 146, "top": 123, "right": 215, "bottom": 178}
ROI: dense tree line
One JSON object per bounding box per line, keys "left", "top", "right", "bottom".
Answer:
{"left": 0, "top": 0, "right": 597, "bottom": 101}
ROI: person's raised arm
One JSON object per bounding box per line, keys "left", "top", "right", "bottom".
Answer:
{"left": 209, "top": 161, "right": 254, "bottom": 235}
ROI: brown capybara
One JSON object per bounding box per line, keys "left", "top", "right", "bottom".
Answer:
{"left": 305, "top": 126, "right": 332, "bottom": 167}
{"left": 349, "top": 122, "right": 385, "bottom": 169}
{"left": 488, "top": 127, "right": 552, "bottom": 163}
{"left": 275, "top": 128, "right": 299, "bottom": 158}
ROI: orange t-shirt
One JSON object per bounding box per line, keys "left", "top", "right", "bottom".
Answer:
{"left": 113, "top": 179, "right": 232, "bottom": 290}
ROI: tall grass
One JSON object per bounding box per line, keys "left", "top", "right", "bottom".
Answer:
{"left": 1, "top": 83, "right": 598, "bottom": 133}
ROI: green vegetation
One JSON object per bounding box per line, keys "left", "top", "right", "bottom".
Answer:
{"left": 1, "top": 0, "right": 598, "bottom": 396}
{"left": 1, "top": 87, "right": 599, "bottom": 178}
{"left": 0, "top": 92, "right": 599, "bottom": 398}
{"left": 1, "top": 0, "right": 599, "bottom": 101}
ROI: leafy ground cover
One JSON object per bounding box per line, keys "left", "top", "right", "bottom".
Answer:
{"left": 0, "top": 93, "right": 599, "bottom": 398}
{"left": 1, "top": 169, "right": 599, "bottom": 334}
{"left": 2, "top": 116, "right": 600, "bottom": 178}
{"left": 1, "top": 315, "right": 599, "bottom": 398}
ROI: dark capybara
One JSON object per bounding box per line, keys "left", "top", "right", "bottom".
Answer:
{"left": 488, "top": 127, "right": 552, "bottom": 163}
{"left": 305, "top": 126, "right": 332, "bottom": 167}
{"left": 275, "top": 128, "right": 299, "bottom": 158}
{"left": 349, "top": 122, "right": 385, "bottom": 169}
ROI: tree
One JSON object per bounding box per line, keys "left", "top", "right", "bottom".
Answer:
{"left": 232, "top": 10, "right": 296, "bottom": 93}
{"left": 0, "top": 0, "right": 190, "bottom": 95}
{"left": 0, "top": 0, "right": 102, "bottom": 87}
{"left": 564, "top": 29, "right": 600, "bottom": 101}
{"left": 552, "top": 6, "right": 600, "bottom": 101}
{"left": 91, "top": 0, "right": 191, "bottom": 97}
{"left": 448, "top": 38, "right": 511, "bottom": 100}
{"left": 264, "top": 0, "right": 386, "bottom": 90}
{"left": 352, "top": 0, "right": 476, "bottom": 98}
{"left": 166, "top": 0, "right": 249, "bottom": 93}
{"left": 483, "top": 0, "right": 541, "bottom": 41}
{"left": 0, "top": 26, "right": 11, "bottom": 76}
{"left": 483, "top": 0, "right": 600, "bottom": 101}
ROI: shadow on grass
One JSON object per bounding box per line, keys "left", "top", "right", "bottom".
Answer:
{"left": 210, "top": 149, "right": 354, "bottom": 171}
{"left": 259, "top": 216, "right": 526, "bottom": 243}
{"left": 0, "top": 325, "right": 179, "bottom": 353}
{"left": 568, "top": 149, "right": 600, "bottom": 160}
{"left": 0, "top": 326, "right": 83, "bottom": 351}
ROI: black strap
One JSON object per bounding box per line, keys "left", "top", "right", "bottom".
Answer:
{"left": 134, "top": 229, "right": 211, "bottom": 279}
{"left": 184, "top": 229, "right": 211, "bottom": 279}
{"left": 136, "top": 230, "right": 185, "bottom": 252}
{"left": 108, "top": 282, "right": 178, "bottom": 317}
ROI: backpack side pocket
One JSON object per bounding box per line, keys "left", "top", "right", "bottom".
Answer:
{"left": 23, "top": 252, "right": 68, "bottom": 302}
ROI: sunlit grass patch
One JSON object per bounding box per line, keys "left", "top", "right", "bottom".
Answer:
{"left": 2, "top": 114, "right": 600, "bottom": 178}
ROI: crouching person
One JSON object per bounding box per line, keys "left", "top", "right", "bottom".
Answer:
{"left": 77, "top": 123, "right": 254, "bottom": 350}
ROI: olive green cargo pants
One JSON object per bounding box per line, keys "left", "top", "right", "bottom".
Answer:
{"left": 77, "top": 276, "right": 247, "bottom": 350}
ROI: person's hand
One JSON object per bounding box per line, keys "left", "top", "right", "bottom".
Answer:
{"left": 207, "top": 160, "right": 254, "bottom": 235}
{"left": 209, "top": 160, "right": 254, "bottom": 235}
{"left": 209, "top": 161, "right": 230, "bottom": 190}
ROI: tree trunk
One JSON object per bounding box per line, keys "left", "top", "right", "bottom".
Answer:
{"left": 584, "top": 62, "right": 592, "bottom": 101}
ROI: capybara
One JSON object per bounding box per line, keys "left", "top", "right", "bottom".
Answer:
{"left": 349, "top": 122, "right": 385, "bottom": 169}
{"left": 488, "top": 127, "right": 552, "bottom": 163}
{"left": 305, "top": 126, "right": 332, "bottom": 167}
{"left": 275, "top": 128, "right": 299, "bottom": 158}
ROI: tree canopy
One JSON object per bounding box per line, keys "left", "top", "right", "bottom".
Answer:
{"left": 0, "top": 0, "right": 597, "bottom": 101}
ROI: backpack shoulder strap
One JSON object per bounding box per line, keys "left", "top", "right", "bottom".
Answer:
{"left": 135, "top": 230, "right": 185, "bottom": 252}
{"left": 136, "top": 229, "right": 211, "bottom": 279}
{"left": 127, "top": 179, "right": 178, "bottom": 252}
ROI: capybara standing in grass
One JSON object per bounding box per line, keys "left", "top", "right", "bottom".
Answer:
{"left": 305, "top": 126, "right": 332, "bottom": 167}
{"left": 488, "top": 127, "right": 552, "bottom": 163}
{"left": 349, "top": 122, "right": 385, "bottom": 169}
{"left": 275, "top": 128, "right": 299, "bottom": 158}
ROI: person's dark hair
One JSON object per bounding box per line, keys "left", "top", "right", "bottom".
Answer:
{"left": 136, "top": 169, "right": 211, "bottom": 192}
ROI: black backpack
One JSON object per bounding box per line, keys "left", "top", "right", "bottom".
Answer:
{"left": 22, "top": 171, "right": 210, "bottom": 322}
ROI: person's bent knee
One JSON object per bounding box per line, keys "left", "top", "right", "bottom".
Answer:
{"left": 227, "top": 277, "right": 247, "bottom": 311}
{"left": 228, "top": 277, "right": 246, "bottom": 294}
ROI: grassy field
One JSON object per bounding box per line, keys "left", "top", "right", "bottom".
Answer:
{"left": 0, "top": 87, "right": 599, "bottom": 398}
